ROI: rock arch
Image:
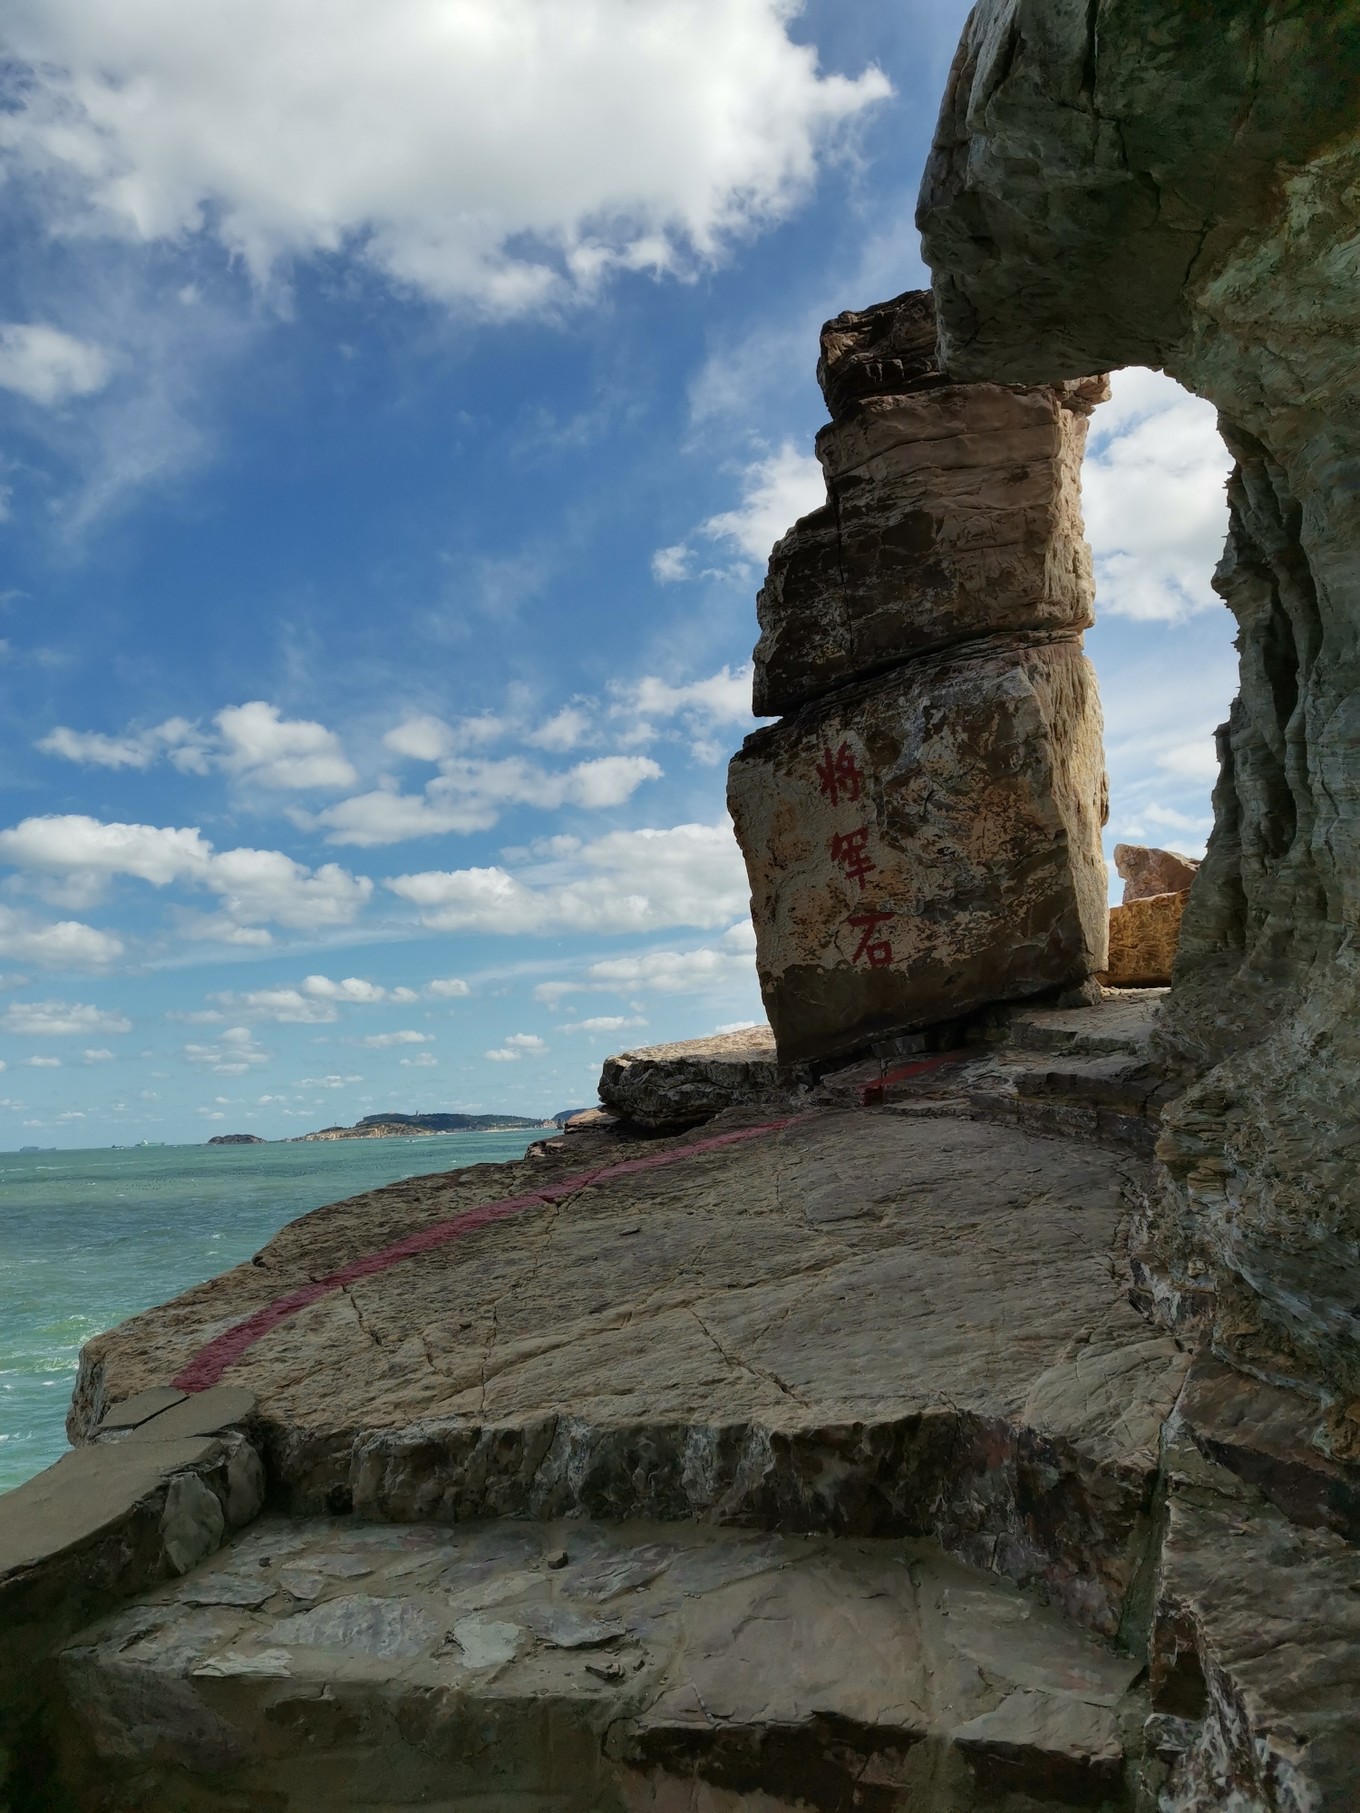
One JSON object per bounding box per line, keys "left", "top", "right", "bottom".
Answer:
{"left": 917, "top": 1, "right": 1360, "bottom": 1413}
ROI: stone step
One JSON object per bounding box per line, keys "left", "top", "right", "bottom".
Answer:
{"left": 69, "top": 1111, "right": 1186, "bottom": 1638}
{"left": 56, "top": 1514, "right": 1148, "bottom": 1811}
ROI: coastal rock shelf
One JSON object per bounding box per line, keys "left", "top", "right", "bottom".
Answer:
{"left": 3, "top": 1004, "right": 1358, "bottom": 1807}
{"left": 70, "top": 1108, "right": 1182, "bottom": 1634}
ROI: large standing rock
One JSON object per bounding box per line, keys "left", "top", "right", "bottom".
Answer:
{"left": 730, "top": 640, "right": 1108, "bottom": 1064}
{"left": 917, "top": 1, "right": 1360, "bottom": 1403}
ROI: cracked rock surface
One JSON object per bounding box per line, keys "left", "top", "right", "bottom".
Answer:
{"left": 72, "top": 1110, "right": 1182, "bottom": 1634}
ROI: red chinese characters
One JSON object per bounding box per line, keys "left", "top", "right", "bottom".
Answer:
{"left": 816, "top": 740, "right": 864, "bottom": 807}
{"left": 829, "top": 826, "right": 876, "bottom": 892}
{"left": 846, "top": 909, "right": 896, "bottom": 968}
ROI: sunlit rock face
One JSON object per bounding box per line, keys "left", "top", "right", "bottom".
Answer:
{"left": 730, "top": 288, "right": 1109, "bottom": 1067}
{"left": 918, "top": 0, "right": 1360, "bottom": 1408}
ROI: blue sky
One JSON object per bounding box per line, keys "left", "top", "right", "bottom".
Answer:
{"left": 0, "top": 0, "right": 1238, "bottom": 1147}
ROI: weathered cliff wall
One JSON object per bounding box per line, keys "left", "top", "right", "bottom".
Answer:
{"left": 918, "top": 0, "right": 1360, "bottom": 1413}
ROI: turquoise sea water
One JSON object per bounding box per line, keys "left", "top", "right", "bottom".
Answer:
{"left": 0, "top": 1131, "right": 540, "bottom": 1493}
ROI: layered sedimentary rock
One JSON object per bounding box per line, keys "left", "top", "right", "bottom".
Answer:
{"left": 917, "top": 0, "right": 1360, "bottom": 1408}
{"left": 598, "top": 1026, "right": 780, "bottom": 1129}
{"left": 754, "top": 293, "right": 1108, "bottom": 717}
{"left": 730, "top": 289, "right": 1109, "bottom": 1066}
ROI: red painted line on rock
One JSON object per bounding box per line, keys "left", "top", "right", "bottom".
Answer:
{"left": 173, "top": 1115, "right": 804, "bottom": 1391}
{"left": 860, "top": 1051, "right": 968, "bottom": 1106}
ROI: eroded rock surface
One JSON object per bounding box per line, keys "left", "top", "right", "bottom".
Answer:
{"left": 56, "top": 1515, "right": 1150, "bottom": 1811}
{"left": 918, "top": 0, "right": 1360, "bottom": 1410}
{"left": 71, "top": 1111, "right": 1180, "bottom": 1635}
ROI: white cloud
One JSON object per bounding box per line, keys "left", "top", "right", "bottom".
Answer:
{"left": 399, "top": 1052, "right": 438, "bottom": 1068}
{"left": 611, "top": 665, "right": 759, "bottom": 739}
{"left": 0, "top": 815, "right": 212, "bottom": 885}
{"left": 301, "top": 974, "right": 391, "bottom": 1004}
{"left": 388, "top": 820, "right": 749, "bottom": 935}
{"left": 301, "top": 1073, "right": 363, "bottom": 1089}
{"left": 0, "top": 323, "right": 110, "bottom": 405}
{"left": 1, "top": 999, "right": 131, "bottom": 1037}
{"left": 0, "top": 815, "right": 374, "bottom": 936}
{"left": 656, "top": 443, "right": 825, "bottom": 582}
{"left": 485, "top": 1032, "right": 548, "bottom": 1062}
{"left": 382, "top": 715, "right": 456, "bottom": 763}
{"left": 82, "top": 1047, "right": 115, "bottom": 1062}
{"left": 4, "top": 1, "right": 889, "bottom": 314}
{"left": 23, "top": 1056, "right": 62, "bottom": 1068}
{"left": 183, "top": 1026, "right": 270, "bottom": 1075}
{"left": 560, "top": 1015, "right": 648, "bottom": 1034}
{"left": 362, "top": 1030, "right": 433, "bottom": 1049}
{"left": 0, "top": 905, "right": 123, "bottom": 969}
{"left": 526, "top": 707, "right": 591, "bottom": 754}
{"left": 216, "top": 702, "right": 357, "bottom": 790}
{"left": 426, "top": 977, "right": 469, "bottom": 999}
{"left": 650, "top": 544, "right": 692, "bottom": 584}
{"left": 37, "top": 717, "right": 210, "bottom": 773}
{"left": 319, "top": 753, "right": 662, "bottom": 846}
{"left": 1084, "top": 370, "right": 1232, "bottom": 622}
{"left": 216, "top": 987, "right": 337, "bottom": 1025}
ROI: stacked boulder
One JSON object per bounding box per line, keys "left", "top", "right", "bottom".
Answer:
{"left": 1100, "top": 841, "right": 1201, "bottom": 988}
{"left": 728, "top": 290, "right": 1111, "bottom": 1066}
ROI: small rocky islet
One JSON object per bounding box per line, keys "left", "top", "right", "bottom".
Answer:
{"left": 3, "top": 6, "right": 1359, "bottom": 1809}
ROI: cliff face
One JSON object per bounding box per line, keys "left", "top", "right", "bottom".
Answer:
{"left": 918, "top": 0, "right": 1360, "bottom": 1409}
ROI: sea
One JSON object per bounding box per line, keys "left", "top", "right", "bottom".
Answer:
{"left": 0, "top": 1130, "right": 541, "bottom": 1494}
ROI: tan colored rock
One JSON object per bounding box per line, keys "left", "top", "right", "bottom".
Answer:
{"left": 1099, "top": 891, "right": 1186, "bottom": 989}
{"left": 730, "top": 640, "right": 1109, "bottom": 1066}
{"left": 753, "top": 293, "right": 1107, "bottom": 719}
{"left": 598, "top": 1026, "right": 779, "bottom": 1129}
{"left": 1113, "top": 843, "right": 1199, "bottom": 904}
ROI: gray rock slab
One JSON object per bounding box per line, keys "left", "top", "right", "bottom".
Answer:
{"left": 124, "top": 1385, "right": 256, "bottom": 1442}
{"left": 0, "top": 1438, "right": 223, "bottom": 1580}
{"left": 55, "top": 1517, "right": 1147, "bottom": 1809}
{"left": 65, "top": 1113, "right": 1184, "bottom": 1633}
{"left": 95, "top": 1386, "right": 188, "bottom": 1433}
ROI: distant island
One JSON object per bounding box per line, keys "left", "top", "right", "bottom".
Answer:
{"left": 207, "top": 1133, "right": 266, "bottom": 1145}
{"left": 298, "top": 1111, "right": 551, "bottom": 1142}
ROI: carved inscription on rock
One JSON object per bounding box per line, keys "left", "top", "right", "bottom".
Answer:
{"left": 728, "top": 642, "right": 1109, "bottom": 1066}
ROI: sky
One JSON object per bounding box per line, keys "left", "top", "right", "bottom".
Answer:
{"left": 0, "top": 0, "right": 1239, "bottom": 1147}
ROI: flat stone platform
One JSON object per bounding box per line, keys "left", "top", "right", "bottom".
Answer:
{"left": 72, "top": 1110, "right": 1185, "bottom": 1634}
{"left": 59, "top": 1512, "right": 1146, "bottom": 1812}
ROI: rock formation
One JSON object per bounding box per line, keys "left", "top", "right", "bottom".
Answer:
{"left": 598, "top": 1025, "right": 779, "bottom": 1129}
{"left": 1100, "top": 890, "right": 1187, "bottom": 989}
{"left": 728, "top": 291, "right": 1110, "bottom": 1066}
{"left": 1114, "top": 843, "right": 1199, "bottom": 905}
{"left": 918, "top": 0, "right": 1360, "bottom": 1417}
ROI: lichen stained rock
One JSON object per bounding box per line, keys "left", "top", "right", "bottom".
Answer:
{"left": 730, "top": 287, "right": 1109, "bottom": 1070}
{"left": 731, "top": 639, "right": 1108, "bottom": 1065}
{"left": 917, "top": 0, "right": 1360, "bottom": 1407}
